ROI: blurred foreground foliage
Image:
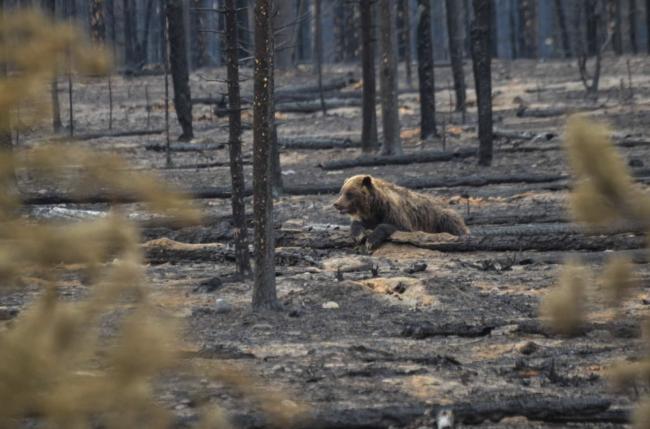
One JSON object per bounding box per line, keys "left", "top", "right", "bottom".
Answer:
{"left": 541, "top": 116, "right": 650, "bottom": 428}
{"left": 0, "top": 9, "right": 306, "bottom": 429}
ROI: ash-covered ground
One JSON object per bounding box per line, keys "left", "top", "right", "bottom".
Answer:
{"left": 5, "top": 56, "right": 650, "bottom": 427}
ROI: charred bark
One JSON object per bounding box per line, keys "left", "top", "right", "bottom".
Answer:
{"left": 122, "top": 0, "right": 137, "bottom": 68}
{"left": 398, "top": 0, "right": 413, "bottom": 87}
{"left": 0, "top": 0, "right": 14, "bottom": 191}
{"left": 417, "top": 0, "right": 437, "bottom": 140}
{"left": 191, "top": 0, "right": 209, "bottom": 68}
{"left": 553, "top": 0, "right": 571, "bottom": 57}
{"left": 319, "top": 148, "right": 476, "bottom": 170}
{"left": 89, "top": 0, "right": 106, "bottom": 42}
{"left": 166, "top": 0, "right": 194, "bottom": 141}
{"left": 360, "top": 0, "right": 378, "bottom": 152}
{"left": 471, "top": 0, "right": 493, "bottom": 166}
{"left": 313, "top": 0, "right": 326, "bottom": 115}
{"left": 445, "top": 0, "right": 466, "bottom": 113}
{"left": 44, "top": 0, "right": 62, "bottom": 132}
{"left": 629, "top": 0, "right": 638, "bottom": 54}
{"left": 252, "top": 0, "right": 279, "bottom": 310}
{"left": 224, "top": 0, "right": 250, "bottom": 275}
{"left": 610, "top": 0, "right": 623, "bottom": 55}
{"left": 378, "top": 0, "right": 402, "bottom": 155}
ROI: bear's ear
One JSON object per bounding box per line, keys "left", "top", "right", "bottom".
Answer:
{"left": 362, "top": 176, "right": 373, "bottom": 190}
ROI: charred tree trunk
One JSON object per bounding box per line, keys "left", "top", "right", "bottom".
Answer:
{"left": 398, "top": 0, "right": 413, "bottom": 87}
{"left": 471, "top": 0, "right": 493, "bottom": 166}
{"left": 274, "top": 0, "right": 295, "bottom": 70}
{"left": 417, "top": 0, "right": 437, "bottom": 140}
{"left": 518, "top": 0, "right": 537, "bottom": 58}
{"left": 445, "top": 0, "right": 466, "bottom": 113}
{"left": 0, "top": 0, "right": 14, "bottom": 190}
{"left": 192, "top": 0, "right": 209, "bottom": 68}
{"left": 107, "top": 0, "right": 117, "bottom": 58}
{"left": 123, "top": 0, "right": 137, "bottom": 68}
{"left": 629, "top": 0, "right": 638, "bottom": 54}
{"left": 586, "top": 0, "right": 600, "bottom": 55}
{"left": 647, "top": 0, "right": 650, "bottom": 54}
{"left": 238, "top": 0, "right": 251, "bottom": 60}
{"left": 89, "top": 0, "right": 106, "bottom": 42}
{"left": 44, "top": 0, "right": 62, "bottom": 132}
{"left": 610, "top": 0, "right": 623, "bottom": 55}
{"left": 252, "top": 0, "right": 279, "bottom": 310}
{"left": 166, "top": 0, "right": 193, "bottom": 141}
{"left": 553, "top": 0, "right": 571, "bottom": 57}
{"left": 378, "top": 0, "right": 402, "bottom": 155}
{"left": 224, "top": 0, "right": 251, "bottom": 275}
{"left": 291, "top": 0, "right": 306, "bottom": 66}
{"left": 360, "top": 0, "right": 378, "bottom": 152}
{"left": 135, "top": 0, "right": 155, "bottom": 66}
{"left": 269, "top": 41, "right": 283, "bottom": 194}
{"left": 509, "top": 0, "right": 518, "bottom": 58}
{"left": 313, "top": 0, "right": 326, "bottom": 115}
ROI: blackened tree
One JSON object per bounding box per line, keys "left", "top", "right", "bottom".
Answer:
{"left": 252, "top": 0, "right": 279, "bottom": 310}
{"left": 471, "top": 0, "right": 493, "bottom": 166}
{"left": 165, "top": 0, "right": 194, "bottom": 141}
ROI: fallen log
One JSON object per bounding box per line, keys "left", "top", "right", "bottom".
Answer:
{"left": 51, "top": 128, "right": 164, "bottom": 142}
{"left": 145, "top": 142, "right": 225, "bottom": 152}
{"left": 164, "top": 160, "right": 251, "bottom": 170}
{"left": 276, "top": 98, "right": 362, "bottom": 113}
{"left": 279, "top": 137, "right": 360, "bottom": 150}
{"left": 143, "top": 238, "right": 317, "bottom": 266}
{"left": 257, "top": 395, "right": 620, "bottom": 429}
{"left": 277, "top": 222, "right": 646, "bottom": 252}
{"left": 402, "top": 318, "right": 641, "bottom": 340}
{"left": 449, "top": 394, "right": 619, "bottom": 425}
{"left": 516, "top": 105, "right": 568, "bottom": 118}
{"left": 493, "top": 129, "right": 557, "bottom": 141}
{"left": 318, "top": 148, "right": 477, "bottom": 170}
{"left": 275, "top": 76, "right": 357, "bottom": 97}
{"left": 21, "top": 169, "right": 650, "bottom": 205}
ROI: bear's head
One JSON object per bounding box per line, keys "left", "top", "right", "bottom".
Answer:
{"left": 333, "top": 175, "right": 374, "bottom": 217}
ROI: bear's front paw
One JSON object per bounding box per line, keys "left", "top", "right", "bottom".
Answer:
{"left": 350, "top": 221, "right": 368, "bottom": 243}
{"left": 365, "top": 224, "right": 398, "bottom": 251}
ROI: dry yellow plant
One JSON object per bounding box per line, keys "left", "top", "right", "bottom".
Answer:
{"left": 0, "top": 9, "right": 306, "bottom": 429}
{"left": 541, "top": 115, "right": 650, "bottom": 427}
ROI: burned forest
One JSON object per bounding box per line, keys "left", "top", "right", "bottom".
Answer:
{"left": 5, "top": 0, "right": 650, "bottom": 428}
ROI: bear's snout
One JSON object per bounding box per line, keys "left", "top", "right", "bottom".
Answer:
{"left": 333, "top": 199, "right": 349, "bottom": 214}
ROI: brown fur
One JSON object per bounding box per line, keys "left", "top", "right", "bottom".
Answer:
{"left": 333, "top": 175, "right": 469, "bottom": 236}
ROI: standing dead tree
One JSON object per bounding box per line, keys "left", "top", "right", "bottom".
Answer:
{"left": 0, "top": 0, "right": 14, "bottom": 190}
{"left": 609, "top": 0, "right": 623, "bottom": 55}
{"left": 378, "top": 0, "right": 401, "bottom": 155}
{"left": 224, "top": 0, "right": 251, "bottom": 275}
{"left": 360, "top": 0, "right": 378, "bottom": 152}
{"left": 417, "top": 0, "right": 437, "bottom": 141}
{"left": 314, "top": 0, "right": 326, "bottom": 115}
{"left": 576, "top": 0, "right": 611, "bottom": 94}
{"left": 445, "top": 0, "right": 466, "bottom": 114}
{"left": 629, "top": 0, "right": 638, "bottom": 54}
{"left": 89, "top": 0, "right": 106, "bottom": 42}
{"left": 161, "top": 0, "right": 171, "bottom": 166}
{"left": 647, "top": 0, "right": 650, "bottom": 54}
{"left": 165, "top": 0, "right": 194, "bottom": 141}
{"left": 252, "top": 0, "right": 279, "bottom": 310}
{"left": 44, "top": 0, "right": 62, "bottom": 132}
{"left": 471, "top": 0, "right": 493, "bottom": 166}
{"left": 398, "top": 0, "right": 413, "bottom": 88}
{"left": 553, "top": 0, "right": 571, "bottom": 58}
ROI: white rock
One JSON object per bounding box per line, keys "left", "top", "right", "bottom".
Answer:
{"left": 214, "top": 298, "right": 232, "bottom": 314}
{"left": 322, "top": 301, "right": 340, "bottom": 309}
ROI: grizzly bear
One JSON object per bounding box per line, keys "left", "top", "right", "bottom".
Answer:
{"left": 333, "top": 175, "right": 469, "bottom": 249}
